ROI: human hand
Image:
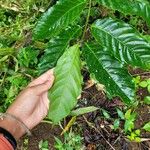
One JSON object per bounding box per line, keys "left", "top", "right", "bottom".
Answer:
{"left": 0, "top": 69, "right": 54, "bottom": 139}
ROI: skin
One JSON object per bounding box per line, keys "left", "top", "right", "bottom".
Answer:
{"left": 0, "top": 69, "right": 54, "bottom": 140}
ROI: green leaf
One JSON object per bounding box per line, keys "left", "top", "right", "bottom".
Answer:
{"left": 39, "top": 140, "right": 49, "bottom": 150}
{"left": 147, "top": 79, "right": 150, "bottom": 85}
{"left": 33, "top": 0, "right": 87, "bottom": 39}
{"left": 83, "top": 43, "right": 135, "bottom": 104}
{"left": 116, "top": 108, "right": 125, "bottom": 120}
{"left": 144, "top": 96, "right": 150, "bottom": 105}
{"left": 147, "top": 85, "right": 150, "bottom": 93}
{"left": 135, "top": 137, "right": 141, "bottom": 143}
{"left": 97, "top": 0, "right": 131, "bottom": 14}
{"left": 113, "top": 119, "right": 120, "bottom": 130}
{"left": 97, "top": 0, "right": 150, "bottom": 27}
{"left": 135, "top": 129, "right": 140, "bottom": 136}
{"left": 17, "top": 47, "right": 39, "bottom": 68}
{"left": 70, "top": 106, "right": 99, "bottom": 116}
{"left": 0, "top": 55, "right": 9, "bottom": 63}
{"left": 139, "top": 81, "right": 148, "bottom": 88}
{"left": 38, "top": 26, "right": 81, "bottom": 74}
{"left": 133, "top": 76, "right": 140, "bottom": 85}
{"left": 91, "top": 18, "right": 150, "bottom": 69}
{"left": 130, "top": 0, "right": 150, "bottom": 27}
{"left": 48, "top": 44, "right": 82, "bottom": 123}
{"left": 143, "top": 122, "right": 150, "bottom": 132}
{"left": 101, "top": 109, "right": 111, "bottom": 119}
{"left": 54, "top": 137, "right": 64, "bottom": 149}
{"left": 125, "top": 109, "right": 131, "bottom": 119}
{"left": 124, "top": 120, "right": 134, "bottom": 132}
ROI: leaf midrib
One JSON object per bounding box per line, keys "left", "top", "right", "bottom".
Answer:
{"left": 92, "top": 24, "right": 143, "bottom": 64}
{"left": 86, "top": 43, "right": 130, "bottom": 101}
{"left": 50, "top": 47, "right": 80, "bottom": 112}
{"left": 49, "top": 1, "right": 86, "bottom": 29}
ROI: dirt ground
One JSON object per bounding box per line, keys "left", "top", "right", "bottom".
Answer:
{"left": 17, "top": 123, "right": 61, "bottom": 150}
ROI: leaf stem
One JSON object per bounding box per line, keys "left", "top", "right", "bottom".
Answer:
{"left": 81, "top": 0, "right": 92, "bottom": 43}
{"left": 41, "top": 120, "right": 53, "bottom": 124}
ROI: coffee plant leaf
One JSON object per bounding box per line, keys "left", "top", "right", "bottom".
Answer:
{"left": 33, "top": 0, "right": 87, "bottom": 39}
{"left": 84, "top": 43, "right": 135, "bottom": 104}
{"left": 91, "top": 18, "right": 150, "bottom": 69}
{"left": 97, "top": 0, "right": 150, "bottom": 27}
{"left": 38, "top": 25, "right": 82, "bottom": 74}
{"left": 48, "top": 44, "right": 82, "bottom": 123}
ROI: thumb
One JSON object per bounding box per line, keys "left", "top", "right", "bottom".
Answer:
{"left": 32, "top": 79, "right": 54, "bottom": 95}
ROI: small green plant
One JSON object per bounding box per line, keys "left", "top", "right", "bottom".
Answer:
{"left": 39, "top": 140, "right": 49, "bottom": 150}
{"left": 127, "top": 129, "right": 141, "bottom": 142}
{"left": 17, "top": 47, "right": 39, "bottom": 68}
{"left": 133, "top": 76, "right": 141, "bottom": 88}
{"left": 101, "top": 108, "right": 142, "bottom": 142}
{"left": 23, "top": 138, "right": 29, "bottom": 150}
{"left": 124, "top": 109, "right": 137, "bottom": 133}
{"left": 143, "top": 122, "right": 150, "bottom": 132}
{"left": 144, "top": 96, "right": 150, "bottom": 105}
{"left": 101, "top": 109, "right": 111, "bottom": 119}
{"left": 54, "top": 132, "right": 83, "bottom": 150}
{"left": 139, "top": 78, "right": 150, "bottom": 93}
{"left": 133, "top": 76, "right": 150, "bottom": 104}
{"left": 112, "top": 109, "right": 137, "bottom": 133}
{"left": 112, "top": 108, "right": 125, "bottom": 130}
{"left": 113, "top": 109, "right": 142, "bottom": 142}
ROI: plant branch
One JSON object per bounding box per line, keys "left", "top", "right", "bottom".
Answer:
{"left": 132, "top": 71, "right": 150, "bottom": 77}
{"left": 81, "top": 0, "right": 92, "bottom": 43}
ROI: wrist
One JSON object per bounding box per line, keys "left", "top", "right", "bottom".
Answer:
{"left": 0, "top": 117, "right": 25, "bottom": 140}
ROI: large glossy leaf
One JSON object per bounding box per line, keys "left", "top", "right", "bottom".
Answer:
{"left": 48, "top": 44, "right": 82, "bottom": 123}
{"left": 134, "top": 0, "right": 150, "bottom": 26}
{"left": 83, "top": 43, "right": 135, "bottom": 104}
{"left": 91, "top": 18, "right": 150, "bottom": 69}
{"left": 33, "top": 0, "right": 87, "bottom": 39}
{"left": 38, "top": 26, "right": 81, "bottom": 74}
{"left": 97, "top": 0, "right": 150, "bottom": 26}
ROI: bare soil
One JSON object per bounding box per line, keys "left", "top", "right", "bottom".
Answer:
{"left": 17, "top": 124, "right": 61, "bottom": 150}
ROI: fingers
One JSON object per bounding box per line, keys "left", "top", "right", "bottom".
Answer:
{"left": 31, "top": 75, "right": 55, "bottom": 95}
{"left": 28, "top": 69, "right": 54, "bottom": 87}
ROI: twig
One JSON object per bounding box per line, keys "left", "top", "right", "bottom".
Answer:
{"left": 132, "top": 72, "right": 150, "bottom": 77}
{"left": 81, "top": 0, "right": 92, "bottom": 43}
{"left": 83, "top": 116, "right": 116, "bottom": 150}
{"left": 41, "top": 120, "right": 53, "bottom": 124}
{"left": 61, "top": 116, "right": 76, "bottom": 135}
{"left": 141, "top": 142, "right": 150, "bottom": 149}
{"left": 59, "top": 122, "right": 64, "bottom": 130}
{"left": 113, "top": 134, "right": 122, "bottom": 145}
{"left": 140, "top": 138, "right": 150, "bottom": 142}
